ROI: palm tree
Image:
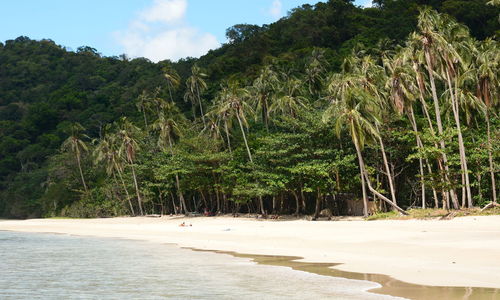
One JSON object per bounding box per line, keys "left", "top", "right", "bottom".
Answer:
{"left": 268, "top": 77, "right": 308, "bottom": 120}
{"left": 383, "top": 52, "right": 439, "bottom": 208}
{"left": 416, "top": 8, "right": 459, "bottom": 209}
{"left": 151, "top": 104, "right": 189, "bottom": 214}
{"left": 324, "top": 81, "right": 407, "bottom": 216}
{"left": 184, "top": 64, "right": 208, "bottom": 126}
{"left": 163, "top": 65, "right": 180, "bottom": 102}
{"left": 61, "top": 122, "right": 90, "bottom": 195}
{"left": 117, "top": 117, "right": 144, "bottom": 215}
{"left": 94, "top": 131, "right": 135, "bottom": 215}
{"left": 136, "top": 91, "right": 152, "bottom": 127}
{"left": 475, "top": 39, "right": 499, "bottom": 203}
{"left": 208, "top": 97, "right": 234, "bottom": 153}
{"left": 333, "top": 53, "right": 399, "bottom": 206}
{"left": 216, "top": 82, "right": 254, "bottom": 163}
{"left": 304, "top": 48, "right": 328, "bottom": 97}
{"left": 250, "top": 65, "right": 278, "bottom": 130}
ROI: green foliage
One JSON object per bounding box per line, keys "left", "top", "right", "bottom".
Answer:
{"left": 0, "top": 1, "right": 498, "bottom": 218}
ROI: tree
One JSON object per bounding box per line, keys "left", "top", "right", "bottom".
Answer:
{"left": 324, "top": 81, "right": 407, "bottom": 216}
{"left": 184, "top": 64, "right": 208, "bottom": 126}
{"left": 61, "top": 122, "right": 90, "bottom": 195}
{"left": 163, "top": 65, "right": 180, "bottom": 102}
{"left": 250, "top": 65, "right": 278, "bottom": 130}
{"left": 94, "top": 130, "right": 135, "bottom": 215}
{"left": 216, "top": 82, "right": 254, "bottom": 163}
{"left": 117, "top": 118, "right": 144, "bottom": 215}
{"left": 475, "top": 39, "right": 499, "bottom": 203}
{"left": 151, "top": 102, "right": 189, "bottom": 214}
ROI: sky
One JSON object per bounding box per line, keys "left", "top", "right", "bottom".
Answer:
{"left": 0, "top": 0, "right": 373, "bottom": 62}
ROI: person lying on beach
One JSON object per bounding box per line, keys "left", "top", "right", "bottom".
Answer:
{"left": 179, "top": 222, "right": 192, "bottom": 227}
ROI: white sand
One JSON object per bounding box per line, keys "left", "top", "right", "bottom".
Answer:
{"left": 1, "top": 216, "right": 499, "bottom": 288}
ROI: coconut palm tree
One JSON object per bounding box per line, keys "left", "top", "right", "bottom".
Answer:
{"left": 61, "top": 122, "right": 90, "bottom": 195}
{"left": 184, "top": 64, "right": 208, "bottom": 126}
{"left": 474, "top": 39, "right": 499, "bottom": 203}
{"left": 163, "top": 65, "right": 180, "bottom": 103}
{"left": 383, "top": 52, "right": 440, "bottom": 208}
{"left": 416, "top": 8, "right": 460, "bottom": 209}
{"left": 136, "top": 91, "right": 152, "bottom": 127}
{"left": 151, "top": 104, "right": 189, "bottom": 215}
{"left": 323, "top": 86, "right": 407, "bottom": 216}
{"left": 94, "top": 130, "right": 135, "bottom": 215}
{"left": 268, "top": 76, "right": 308, "bottom": 120}
{"left": 250, "top": 65, "right": 278, "bottom": 130}
{"left": 216, "top": 82, "right": 254, "bottom": 163}
{"left": 117, "top": 117, "right": 144, "bottom": 215}
{"left": 304, "top": 48, "right": 328, "bottom": 97}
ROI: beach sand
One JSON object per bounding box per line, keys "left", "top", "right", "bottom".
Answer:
{"left": 1, "top": 216, "right": 499, "bottom": 291}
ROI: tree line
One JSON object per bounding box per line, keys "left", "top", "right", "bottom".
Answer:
{"left": 55, "top": 9, "right": 498, "bottom": 218}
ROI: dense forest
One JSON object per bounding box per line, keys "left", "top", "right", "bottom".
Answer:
{"left": 0, "top": 0, "right": 498, "bottom": 218}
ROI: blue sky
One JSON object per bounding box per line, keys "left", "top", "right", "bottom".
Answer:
{"left": 0, "top": 0, "right": 372, "bottom": 62}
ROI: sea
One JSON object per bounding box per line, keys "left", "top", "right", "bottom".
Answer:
{"left": 0, "top": 230, "right": 400, "bottom": 300}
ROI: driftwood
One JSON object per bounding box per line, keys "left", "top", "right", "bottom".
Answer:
{"left": 480, "top": 202, "right": 500, "bottom": 212}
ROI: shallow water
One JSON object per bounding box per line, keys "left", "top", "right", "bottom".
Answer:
{"left": 0, "top": 231, "right": 399, "bottom": 300}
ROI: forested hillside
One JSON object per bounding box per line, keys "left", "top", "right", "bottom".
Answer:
{"left": 0, "top": 0, "right": 498, "bottom": 218}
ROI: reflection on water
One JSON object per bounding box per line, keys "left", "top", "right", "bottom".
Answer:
{"left": 0, "top": 231, "right": 398, "bottom": 300}
{"left": 198, "top": 250, "right": 499, "bottom": 300}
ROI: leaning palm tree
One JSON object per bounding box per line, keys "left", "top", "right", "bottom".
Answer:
{"left": 250, "top": 65, "right": 278, "bottom": 130}
{"left": 208, "top": 97, "right": 235, "bottom": 153}
{"left": 163, "top": 65, "right": 181, "bottom": 103}
{"left": 323, "top": 68, "right": 406, "bottom": 216}
{"left": 475, "top": 39, "right": 499, "bottom": 203}
{"left": 323, "top": 85, "right": 407, "bottom": 216}
{"left": 383, "top": 52, "right": 439, "bottom": 208}
{"left": 117, "top": 117, "right": 144, "bottom": 215}
{"left": 136, "top": 91, "right": 152, "bottom": 127}
{"left": 268, "top": 77, "right": 308, "bottom": 120}
{"left": 304, "top": 48, "right": 328, "bottom": 97}
{"left": 415, "top": 8, "right": 460, "bottom": 209}
{"left": 216, "top": 82, "right": 254, "bottom": 163}
{"left": 184, "top": 64, "right": 208, "bottom": 126}
{"left": 150, "top": 104, "right": 189, "bottom": 215}
{"left": 94, "top": 131, "right": 135, "bottom": 215}
{"left": 61, "top": 122, "right": 90, "bottom": 195}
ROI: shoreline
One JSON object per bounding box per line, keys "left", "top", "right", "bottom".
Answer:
{"left": 1, "top": 216, "right": 500, "bottom": 296}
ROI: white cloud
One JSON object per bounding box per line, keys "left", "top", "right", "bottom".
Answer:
{"left": 269, "top": 0, "right": 283, "bottom": 19}
{"left": 140, "top": 0, "right": 186, "bottom": 24}
{"left": 115, "top": 0, "right": 220, "bottom": 62}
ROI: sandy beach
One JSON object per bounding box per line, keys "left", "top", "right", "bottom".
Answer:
{"left": 1, "top": 216, "right": 500, "bottom": 290}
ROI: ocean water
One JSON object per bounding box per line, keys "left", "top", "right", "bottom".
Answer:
{"left": 0, "top": 231, "right": 400, "bottom": 300}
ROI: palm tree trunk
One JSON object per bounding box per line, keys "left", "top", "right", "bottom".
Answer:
{"left": 167, "top": 136, "right": 188, "bottom": 214}
{"left": 353, "top": 138, "right": 408, "bottom": 215}
{"left": 375, "top": 124, "right": 397, "bottom": 204}
{"left": 446, "top": 71, "right": 472, "bottom": 208}
{"left": 486, "top": 111, "right": 497, "bottom": 203}
{"left": 407, "top": 108, "right": 427, "bottom": 208}
{"left": 196, "top": 85, "right": 206, "bottom": 126}
{"left": 353, "top": 137, "right": 369, "bottom": 217}
{"left": 424, "top": 50, "right": 458, "bottom": 208}
{"left": 142, "top": 109, "right": 148, "bottom": 128}
{"left": 129, "top": 162, "right": 144, "bottom": 215}
{"left": 76, "top": 153, "right": 88, "bottom": 193}
{"left": 236, "top": 113, "right": 253, "bottom": 163}
{"left": 117, "top": 168, "right": 135, "bottom": 216}
{"left": 224, "top": 119, "right": 232, "bottom": 153}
